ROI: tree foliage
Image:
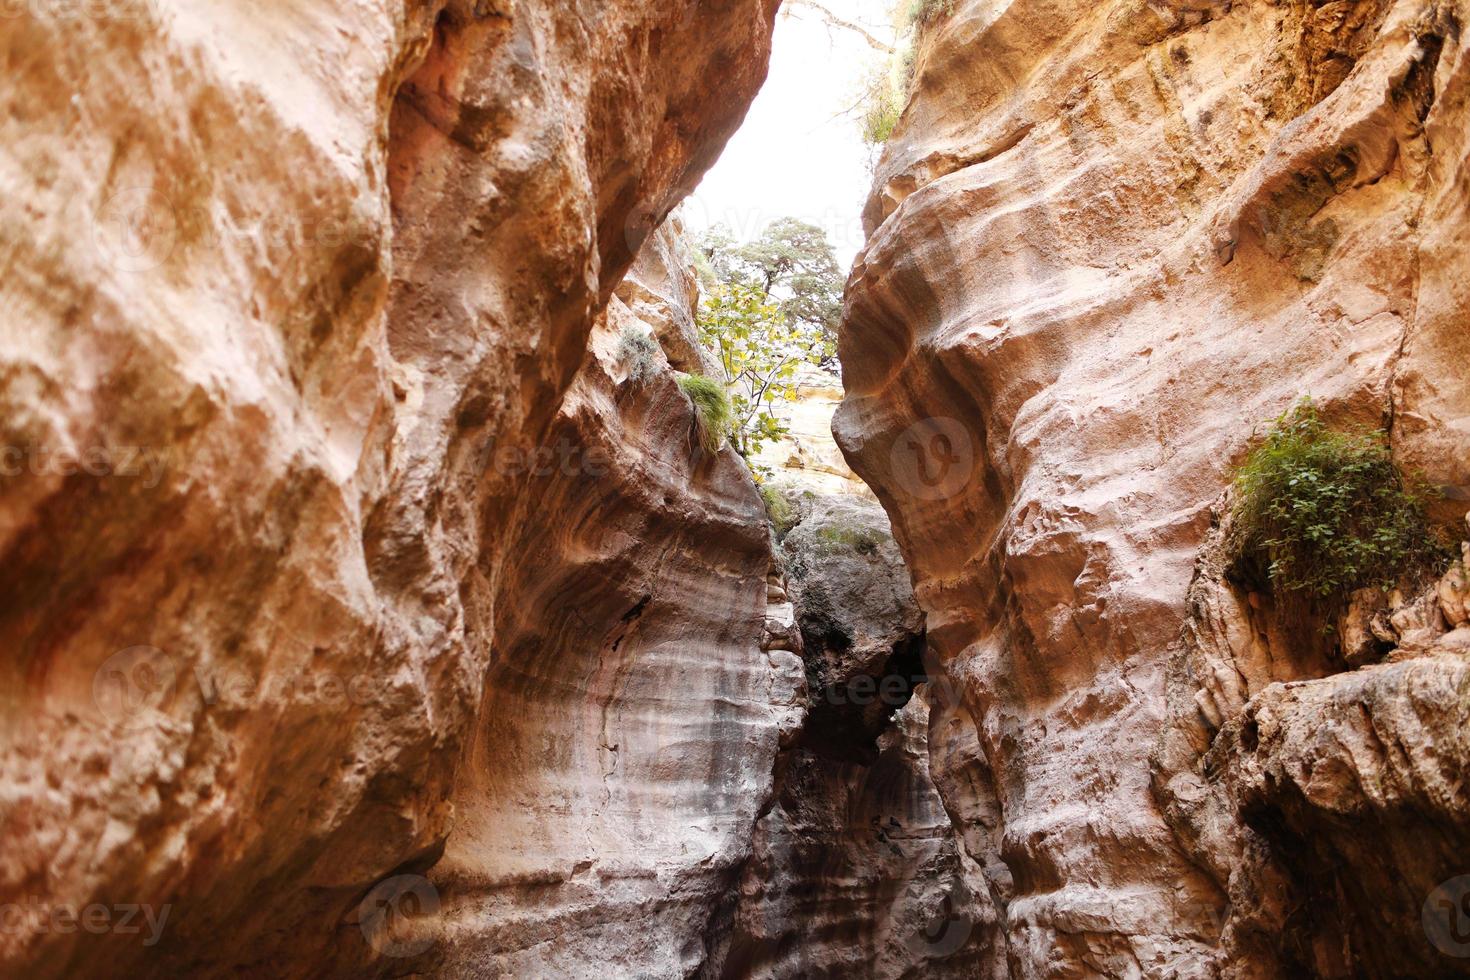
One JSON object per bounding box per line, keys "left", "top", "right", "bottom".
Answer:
{"left": 694, "top": 220, "right": 841, "bottom": 462}
{"left": 697, "top": 217, "right": 843, "bottom": 342}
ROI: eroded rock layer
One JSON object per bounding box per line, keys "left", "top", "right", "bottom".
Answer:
{"left": 420, "top": 230, "right": 806, "bottom": 977}
{"left": 1155, "top": 511, "right": 1470, "bottom": 976}
{"left": 0, "top": 2, "right": 778, "bottom": 976}
{"left": 704, "top": 493, "right": 1003, "bottom": 979}
{"left": 836, "top": 0, "right": 1470, "bottom": 975}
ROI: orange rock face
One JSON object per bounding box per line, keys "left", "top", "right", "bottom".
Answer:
{"left": 836, "top": 0, "right": 1470, "bottom": 975}
{"left": 420, "top": 228, "right": 807, "bottom": 975}
{"left": 0, "top": 1, "right": 779, "bottom": 976}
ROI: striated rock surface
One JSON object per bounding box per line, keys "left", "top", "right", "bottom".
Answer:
{"left": 836, "top": 0, "right": 1470, "bottom": 975}
{"left": 0, "top": 1, "right": 779, "bottom": 977}
{"left": 421, "top": 234, "right": 805, "bottom": 977}
{"left": 1155, "top": 514, "right": 1470, "bottom": 976}
{"left": 616, "top": 219, "right": 713, "bottom": 377}
{"left": 752, "top": 365, "right": 872, "bottom": 496}
{"left": 703, "top": 493, "right": 1004, "bottom": 978}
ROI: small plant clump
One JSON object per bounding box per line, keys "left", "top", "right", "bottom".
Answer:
{"left": 1229, "top": 398, "right": 1449, "bottom": 602}
{"left": 616, "top": 325, "right": 661, "bottom": 384}
{"left": 815, "top": 523, "right": 883, "bottom": 556}
{"left": 759, "top": 484, "right": 800, "bottom": 536}
{"left": 676, "top": 374, "right": 733, "bottom": 455}
{"left": 858, "top": 1, "right": 954, "bottom": 150}
{"left": 904, "top": 0, "right": 954, "bottom": 26}
{"left": 861, "top": 67, "right": 905, "bottom": 145}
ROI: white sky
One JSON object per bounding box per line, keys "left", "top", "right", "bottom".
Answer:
{"left": 682, "top": 0, "right": 897, "bottom": 269}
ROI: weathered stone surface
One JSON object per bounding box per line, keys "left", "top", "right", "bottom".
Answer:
{"left": 706, "top": 691, "right": 1003, "bottom": 980}
{"left": 836, "top": 0, "right": 1470, "bottom": 974}
{"left": 1156, "top": 507, "right": 1470, "bottom": 976}
{"left": 420, "top": 275, "right": 805, "bottom": 977}
{"left": 1208, "top": 653, "right": 1470, "bottom": 977}
{"left": 615, "top": 218, "right": 713, "bottom": 376}
{"left": 752, "top": 365, "right": 872, "bottom": 497}
{"left": 0, "top": 1, "right": 778, "bottom": 976}
{"left": 1440, "top": 540, "right": 1470, "bottom": 627}
{"left": 704, "top": 493, "right": 1003, "bottom": 979}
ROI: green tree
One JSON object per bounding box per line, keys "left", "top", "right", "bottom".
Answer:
{"left": 693, "top": 218, "right": 842, "bottom": 464}
{"left": 697, "top": 280, "right": 833, "bottom": 460}
{"left": 697, "top": 218, "right": 844, "bottom": 360}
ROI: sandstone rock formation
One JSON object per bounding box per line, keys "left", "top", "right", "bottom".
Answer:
{"left": 704, "top": 492, "right": 1003, "bottom": 979}
{"left": 836, "top": 0, "right": 1470, "bottom": 975}
{"left": 419, "top": 229, "right": 805, "bottom": 977}
{"left": 0, "top": 1, "right": 780, "bottom": 976}
{"left": 10, "top": 0, "right": 1470, "bottom": 972}
{"left": 616, "top": 220, "right": 715, "bottom": 377}
{"left": 752, "top": 365, "right": 871, "bottom": 496}
{"left": 1155, "top": 512, "right": 1470, "bottom": 976}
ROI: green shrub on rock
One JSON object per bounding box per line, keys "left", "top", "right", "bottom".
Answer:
{"left": 1229, "top": 398, "right": 1449, "bottom": 601}
{"left": 616, "top": 326, "right": 660, "bottom": 384}
{"left": 905, "top": 0, "right": 954, "bottom": 26}
{"left": 759, "top": 484, "right": 799, "bottom": 536}
{"left": 676, "top": 374, "right": 732, "bottom": 455}
{"left": 815, "top": 523, "right": 882, "bottom": 556}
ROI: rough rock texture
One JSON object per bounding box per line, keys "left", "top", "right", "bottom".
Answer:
{"left": 616, "top": 219, "right": 713, "bottom": 376}
{"left": 420, "top": 239, "right": 805, "bottom": 977}
{"left": 1155, "top": 515, "right": 1470, "bottom": 976}
{"left": 752, "top": 365, "right": 872, "bottom": 496}
{"left": 703, "top": 494, "right": 1004, "bottom": 979}
{"left": 0, "top": 1, "right": 779, "bottom": 976}
{"left": 836, "top": 0, "right": 1470, "bottom": 975}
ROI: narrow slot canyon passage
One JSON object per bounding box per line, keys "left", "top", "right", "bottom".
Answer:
{"left": 2, "top": 0, "right": 1469, "bottom": 978}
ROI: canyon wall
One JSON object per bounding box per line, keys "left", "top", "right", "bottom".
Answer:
{"left": 9, "top": 0, "right": 1470, "bottom": 973}
{"left": 0, "top": 1, "right": 782, "bottom": 976}
{"left": 419, "top": 225, "right": 807, "bottom": 977}
{"left": 836, "top": 0, "right": 1470, "bottom": 975}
